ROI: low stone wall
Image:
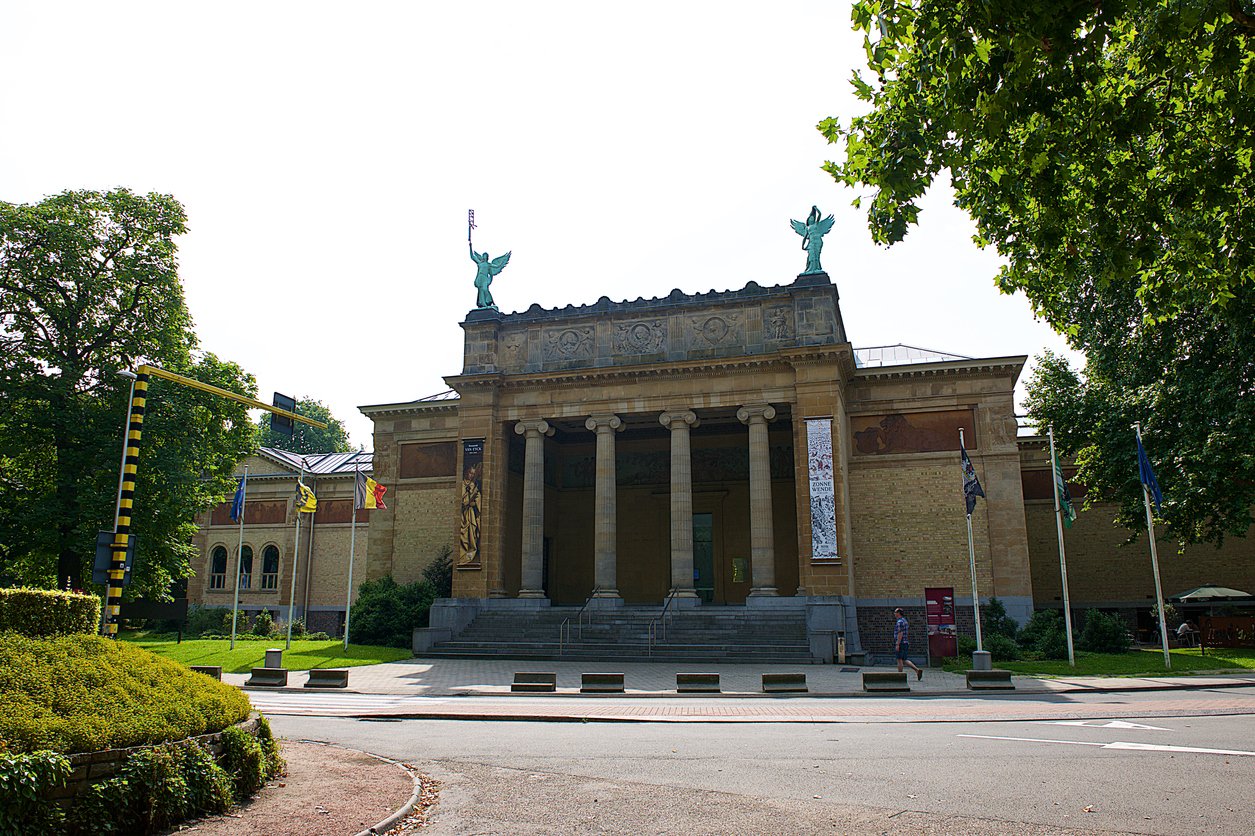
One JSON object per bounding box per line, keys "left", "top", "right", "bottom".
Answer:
{"left": 48, "top": 714, "right": 262, "bottom": 804}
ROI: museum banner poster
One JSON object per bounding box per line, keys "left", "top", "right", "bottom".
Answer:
{"left": 459, "top": 439, "right": 484, "bottom": 568}
{"left": 805, "top": 417, "right": 839, "bottom": 563}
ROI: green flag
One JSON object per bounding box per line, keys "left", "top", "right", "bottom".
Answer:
{"left": 1052, "top": 449, "right": 1077, "bottom": 528}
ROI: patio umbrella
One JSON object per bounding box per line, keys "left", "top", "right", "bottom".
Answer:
{"left": 1168, "top": 584, "right": 1253, "bottom": 603}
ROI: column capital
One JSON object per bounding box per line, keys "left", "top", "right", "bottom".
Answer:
{"left": 737, "top": 404, "right": 777, "bottom": 425}
{"left": 659, "top": 410, "right": 700, "bottom": 431}
{"left": 514, "top": 419, "right": 553, "bottom": 437}
{"left": 585, "top": 414, "right": 623, "bottom": 433}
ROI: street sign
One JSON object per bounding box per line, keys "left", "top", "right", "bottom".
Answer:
{"left": 92, "top": 531, "right": 135, "bottom": 586}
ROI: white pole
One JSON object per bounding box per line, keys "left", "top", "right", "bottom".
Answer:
{"left": 1047, "top": 427, "right": 1076, "bottom": 666}
{"left": 287, "top": 461, "right": 305, "bottom": 650}
{"left": 344, "top": 462, "right": 359, "bottom": 651}
{"left": 230, "top": 466, "right": 249, "bottom": 650}
{"left": 1135, "top": 423, "right": 1171, "bottom": 670}
{"left": 961, "top": 428, "right": 983, "bottom": 652}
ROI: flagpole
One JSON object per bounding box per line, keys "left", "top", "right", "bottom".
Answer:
{"left": 1047, "top": 427, "right": 1076, "bottom": 667}
{"left": 960, "top": 428, "right": 983, "bottom": 653}
{"left": 1135, "top": 423, "right": 1171, "bottom": 670}
{"left": 230, "top": 466, "right": 248, "bottom": 651}
{"left": 345, "top": 461, "right": 359, "bottom": 651}
{"left": 287, "top": 460, "right": 305, "bottom": 650}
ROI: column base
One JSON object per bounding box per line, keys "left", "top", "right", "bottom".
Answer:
{"left": 588, "top": 591, "right": 623, "bottom": 608}
{"left": 517, "top": 589, "right": 548, "bottom": 600}
{"left": 670, "top": 589, "right": 701, "bottom": 608}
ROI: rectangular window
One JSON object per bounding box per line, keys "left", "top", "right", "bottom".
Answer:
{"left": 209, "top": 573, "right": 226, "bottom": 590}
{"left": 260, "top": 572, "right": 278, "bottom": 591}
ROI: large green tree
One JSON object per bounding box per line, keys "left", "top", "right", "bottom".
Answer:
{"left": 255, "top": 397, "right": 352, "bottom": 454}
{"left": 0, "top": 189, "right": 257, "bottom": 595}
{"left": 821, "top": 1, "right": 1254, "bottom": 545}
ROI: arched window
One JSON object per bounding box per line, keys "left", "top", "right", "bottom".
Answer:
{"left": 261, "top": 545, "right": 280, "bottom": 590}
{"left": 209, "top": 546, "right": 227, "bottom": 590}
{"left": 238, "top": 545, "right": 253, "bottom": 590}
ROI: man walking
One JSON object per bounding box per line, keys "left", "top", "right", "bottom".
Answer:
{"left": 893, "top": 607, "right": 923, "bottom": 680}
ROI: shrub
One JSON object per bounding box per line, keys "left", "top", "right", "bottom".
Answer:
{"left": 219, "top": 726, "right": 265, "bottom": 800}
{"left": 981, "top": 598, "right": 1019, "bottom": 641}
{"left": 1078, "top": 610, "right": 1132, "bottom": 654}
{"left": 66, "top": 741, "right": 235, "bottom": 836}
{"left": 349, "top": 575, "right": 437, "bottom": 648}
{"left": 0, "top": 588, "right": 100, "bottom": 637}
{"left": 957, "top": 635, "right": 977, "bottom": 659}
{"left": 0, "top": 749, "right": 70, "bottom": 833}
{"left": 422, "top": 545, "right": 454, "bottom": 598}
{"left": 185, "top": 605, "right": 231, "bottom": 637}
{"left": 0, "top": 632, "right": 251, "bottom": 754}
{"left": 251, "top": 609, "right": 274, "bottom": 636}
{"left": 255, "top": 715, "right": 285, "bottom": 780}
{"left": 983, "top": 632, "right": 1020, "bottom": 662}
{"left": 1015, "top": 610, "right": 1070, "bottom": 660}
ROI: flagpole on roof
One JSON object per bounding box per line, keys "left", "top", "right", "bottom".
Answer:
{"left": 287, "top": 458, "right": 306, "bottom": 650}
{"left": 960, "top": 428, "right": 984, "bottom": 654}
{"left": 230, "top": 466, "right": 248, "bottom": 650}
{"left": 345, "top": 459, "right": 360, "bottom": 651}
{"left": 1047, "top": 427, "right": 1076, "bottom": 667}
{"left": 1135, "top": 423, "right": 1171, "bottom": 669}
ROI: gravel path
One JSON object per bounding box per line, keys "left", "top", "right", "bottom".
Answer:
{"left": 174, "top": 740, "right": 415, "bottom": 836}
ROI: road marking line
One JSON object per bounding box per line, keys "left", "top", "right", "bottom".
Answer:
{"left": 959, "top": 735, "right": 1255, "bottom": 757}
{"left": 1049, "top": 720, "right": 1171, "bottom": 730}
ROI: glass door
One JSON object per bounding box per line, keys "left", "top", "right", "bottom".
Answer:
{"left": 693, "top": 513, "right": 715, "bottom": 604}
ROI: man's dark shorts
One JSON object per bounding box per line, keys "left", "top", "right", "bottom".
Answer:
{"left": 895, "top": 642, "right": 910, "bottom": 661}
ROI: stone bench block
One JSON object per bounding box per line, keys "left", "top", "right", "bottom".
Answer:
{"left": 305, "top": 668, "right": 350, "bottom": 688}
{"left": 862, "top": 671, "right": 910, "bottom": 692}
{"left": 245, "top": 667, "right": 288, "bottom": 687}
{"left": 762, "top": 672, "right": 808, "bottom": 693}
{"left": 190, "top": 665, "right": 222, "bottom": 680}
{"left": 511, "top": 671, "right": 557, "bottom": 693}
{"left": 581, "top": 672, "right": 625, "bottom": 693}
{"left": 966, "top": 669, "right": 1015, "bottom": 690}
{"left": 676, "top": 672, "right": 720, "bottom": 693}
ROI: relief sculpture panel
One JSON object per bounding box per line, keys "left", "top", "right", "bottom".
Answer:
{"left": 613, "top": 320, "right": 666, "bottom": 354}
{"left": 542, "top": 326, "right": 594, "bottom": 362}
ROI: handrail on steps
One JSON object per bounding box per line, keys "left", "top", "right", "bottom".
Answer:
{"left": 559, "top": 586, "right": 601, "bottom": 656}
{"left": 647, "top": 588, "right": 680, "bottom": 657}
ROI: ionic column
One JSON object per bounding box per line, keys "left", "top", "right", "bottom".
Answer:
{"left": 514, "top": 419, "right": 553, "bottom": 598}
{"left": 738, "top": 404, "right": 778, "bottom": 596}
{"left": 660, "top": 410, "right": 701, "bottom": 602}
{"left": 585, "top": 414, "right": 624, "bottom": 601}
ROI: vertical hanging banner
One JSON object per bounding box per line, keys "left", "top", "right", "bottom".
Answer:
{"left": 459, "top": 439, "right": 485, "bottom": 568}
{"left": 806, "top": 417, "right": 840, "bottom": 563}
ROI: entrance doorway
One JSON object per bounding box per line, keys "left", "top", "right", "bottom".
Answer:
{"left": 693, "top": 513, "right": 714, "bottom": 603}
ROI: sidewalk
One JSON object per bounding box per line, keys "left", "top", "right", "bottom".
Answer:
{"left": 225, "top": 656, "right": 1255, "bottom": 698}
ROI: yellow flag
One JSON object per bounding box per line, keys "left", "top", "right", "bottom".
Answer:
{"left": 295, "top": 481, "right": 317, "bottom": 514}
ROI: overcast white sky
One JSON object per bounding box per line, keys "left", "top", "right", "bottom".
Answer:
{"left": 2, "top": 2, "right": 1078, "bottom": 448}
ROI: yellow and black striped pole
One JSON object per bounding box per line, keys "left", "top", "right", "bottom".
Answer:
{"left": 104, "top": 371, "right": 149, "bottom": 636}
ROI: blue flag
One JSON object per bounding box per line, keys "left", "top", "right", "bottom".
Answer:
{"left": 961, "top": 442, "right": 985, "bottom": 516}
{"left": 229, "top": 476, "right": 246, "bottom": 523}
{"left": 1136, "top": 433, "right": 1163, "bottom": 513}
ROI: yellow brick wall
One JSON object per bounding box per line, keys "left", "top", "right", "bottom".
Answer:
{"left": 391, "top": 481, "right": 459, "bottom": 585}
{"left": 849, "top": 458, "right": 995, "bottom": 597}
{"left": 1025, "top": 500, "right": 1255, "bottom": 606}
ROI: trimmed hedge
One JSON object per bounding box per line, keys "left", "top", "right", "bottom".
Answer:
{"left": 0, "top": 633, "right": 251, "bottom": 755}
{"left": 0, "top": 588, "right": 100, "bottom": 637}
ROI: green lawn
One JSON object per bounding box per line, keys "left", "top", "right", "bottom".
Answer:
{"left": 121, "top": 635, "right": 412, "bottom": 674}
{"left": 943, "top": 646, "right": 1255, "bottom": 677}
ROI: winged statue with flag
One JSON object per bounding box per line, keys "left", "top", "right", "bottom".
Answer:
{"left": 790, "top": 205, "right": 835, "bottom": 275}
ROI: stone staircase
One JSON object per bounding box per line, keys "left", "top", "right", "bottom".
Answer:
{"left": 423, "top": 604, "right": 815, "bottom": 663}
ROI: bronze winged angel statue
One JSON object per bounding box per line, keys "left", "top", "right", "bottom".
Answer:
{"left": 470, "top": 243, "right": 511, "bottom": 309}
{"left": 790, "top": 205, "right": 835, "bottom": 275}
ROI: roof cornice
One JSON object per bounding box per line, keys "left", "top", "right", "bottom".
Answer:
{"left": 853, "top": 355, "right": 1027, "bottom": 382}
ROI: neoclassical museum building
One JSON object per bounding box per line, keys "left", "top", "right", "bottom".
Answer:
{"left": 191, "top": 271, "right": 1255, "bottom": 659}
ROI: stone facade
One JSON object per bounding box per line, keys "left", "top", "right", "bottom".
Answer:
{"left": 185, "top": 274, "right": 1253, "bottom": 651}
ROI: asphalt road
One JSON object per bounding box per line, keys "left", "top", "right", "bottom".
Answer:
{"left": 270, "top": 687, "right": 1255, "bottom": 835}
